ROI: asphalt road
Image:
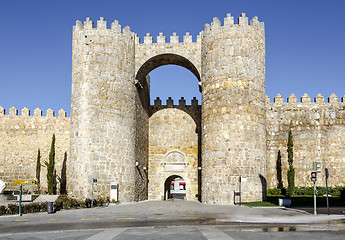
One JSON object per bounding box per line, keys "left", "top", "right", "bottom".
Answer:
{"left": 1, "top": 224, "right": 345, "bottom": 240}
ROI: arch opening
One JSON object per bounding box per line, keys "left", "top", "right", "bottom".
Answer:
{"left": 137, "top": 54, "right": 202, "bottom": 203}
{"left": 136, "top": 53, "right": 201, "bottom": 91}
{"left": 164, "top": 175, "right": 186, "bottom": 200}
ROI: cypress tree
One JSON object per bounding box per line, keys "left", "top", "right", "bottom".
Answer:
{"left": 45, "top": 134, "right": 55, "bottom": 195}
{"left": 36, "top": 149, "right": 41, "bottom": 194}
{"left": 287, "top": 130, "right": 295, "bottom": 197}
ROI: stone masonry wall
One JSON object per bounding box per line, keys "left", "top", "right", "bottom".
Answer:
{"left": 148, "top": 108, "right": 198, "bottom": 201}
{"left": 266, "top": 93, "right": 345, "bottom": 189}
{"left": 0, "top": 107, "right": 70, "bottom": 193}
{"left": 201, "top": 13, "right": 266, "bottom": 204}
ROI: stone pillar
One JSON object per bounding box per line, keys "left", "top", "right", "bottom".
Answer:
{"left": 201, "top": 14, "right": 266, "bottom": 204}
{"left": 69, "top": 17, "right": 137, "bottom": 202}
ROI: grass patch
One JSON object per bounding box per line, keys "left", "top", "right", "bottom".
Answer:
{"left": 241, "top": 201, "right": 279, "bottom": 207}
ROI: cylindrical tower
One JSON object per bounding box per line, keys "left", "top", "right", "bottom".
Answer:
{"left": 201, "top": 13, "right": 266, "bottom": 204}
{"left": 69, "top": 17, "right": 137, "bottom": 202}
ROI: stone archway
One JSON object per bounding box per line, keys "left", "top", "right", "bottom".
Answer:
{"left": 135, "top": 50, "right": 202, "bottom": 203}
{"left": 148, "top": 109, "right": 198, "bottom": 201}
{"left": 135, "top": 53, "right": 201, "bottom": 85}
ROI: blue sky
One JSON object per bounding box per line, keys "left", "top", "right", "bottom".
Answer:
{"left": 0, "top": 0, "right": 344, "bottom": 115}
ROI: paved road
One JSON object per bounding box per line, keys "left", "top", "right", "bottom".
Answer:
{"left": 0, "top": 201, "right": 344, "bottom": 239}
{"left": 1, "top": 224, "right": 345, "bottom": 240}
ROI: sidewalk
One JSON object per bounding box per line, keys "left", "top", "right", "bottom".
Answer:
{"left": 1, "top": 200, "right": 344, "bottom": 224}
{"left": 289, "top": 206, "right": 345, "bottom": 215}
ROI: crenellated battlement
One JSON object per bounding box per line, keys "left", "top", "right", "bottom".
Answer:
{"left": 73, "top": 17, "right": 134, "bottom": 37}
{"left": 266, "top": 93, "right": 345, "bottom": 104}
{"left": 141, "top": 31, "right": 203, "bottom": 44}
{"left": 0, "top": 106, "right": 68, "bottom": 118}
{"left": 74, "top": 16, "right": 197, "bottom": 45}
{"left": 151, "top": 97, "right": 200, "bottom": 107}
{"left": 73, "top": 13, "right": 262, "bottom": 45}
{"left": 149, "top": 97, "right": 201, "bottom": 128}
{"left": 73, "top": 17, "right": 202, "bottom": 44}
{"left": 203, "top": 13, "right": 264, "bottom": 35}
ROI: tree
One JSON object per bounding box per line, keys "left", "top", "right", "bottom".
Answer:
{"left": 36, "top": 149, "right": 41, "bottom": 194}
{"left": 45, "top": 134, "right": 55, "bottom": 195}
{"left": 287, "top": 130, "right": 295, "bottom": 197}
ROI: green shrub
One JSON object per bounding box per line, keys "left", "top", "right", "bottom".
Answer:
{"left": 27, "top": 203, "right": 42, "bottom": 213}
{"left": 39, "top": 202, "right": 47, "bottom": 212}
{"left": 267, "top": 188, "right": 284, "bottom": 195}
{"left": 268, "top": 186, "right": 345, "bottom": 197}
{"left": 0, "top": 205, "right": 7, "bottom": 215}
{"left": 329, "top": 187, "right": 345, "bottom": 196}
{"left": 96, "top": 196, "right": 105, "bottom": 206}
{"left": 51, "top": 195, "right": 112, "bottom": 211}
{"left": 62, "top": 197, "right": 78, "bottom": 209}
{"left": 294, "top": 187, "right": 314, "bottom": 196}
{"left": 79, "top": 199, "right": 86, "bottom": 208}
{"left": 21, "top": 204, "right": 29, "bottom": 213}
{"left": 54, "top": 195, "right": 81, "bottom": 210}
{"left": 54, "top": 196, "right": 64, "bottom": 211}
{"left": 292, "top": 187, "right": 345, "bottom": 197}
{"left": 7, "top": 204, "right": 19, "bottom": 215}
{"left": 341, "top": 188, "right": 345, "bottom": 200}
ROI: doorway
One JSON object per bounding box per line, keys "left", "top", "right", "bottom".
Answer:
{"left": 164, "top": 175, "right": 186, "bottom": 200}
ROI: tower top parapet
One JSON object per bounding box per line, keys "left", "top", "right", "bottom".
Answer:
{"left": 203, "top": 13, "right": 264, "bottom": 35}
{"left": 73, "top": 17, "right": 134, "bottom": 37}
{"left": 73, "top": 13, "right": 264, "bottom": 44}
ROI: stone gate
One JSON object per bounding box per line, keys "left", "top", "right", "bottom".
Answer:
{"left": 1, "top": 12, "right": 345, "bottom": 204}
{"left": 69, "top": 12, "right": 266, "bottom": 204}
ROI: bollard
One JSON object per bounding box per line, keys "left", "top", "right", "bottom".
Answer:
{"left": 46, "top": 202, "right": 54, "bottom": 214}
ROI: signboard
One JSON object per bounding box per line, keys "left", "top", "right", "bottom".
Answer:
{"left": 13, "top": 180, "right": 36, "bottom": 185}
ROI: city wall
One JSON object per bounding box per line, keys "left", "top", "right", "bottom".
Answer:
{"left": 1, "top": 92, "right": 345, "bottom": 198}
{"left": 0, "top": 107, "right": 70, "bottom": 193}
{"left": 266, "top": 93, "right": 345, "bottom": 189}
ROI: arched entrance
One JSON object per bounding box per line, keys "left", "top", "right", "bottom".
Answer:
{"left": 164, "top": 175, "right": 186, "bottom": 200}
{"left": 147, "top": 109, "right": 199, "bottom": 201}
{"left": 135, "top": 51, "right": 202, "bottom": 202}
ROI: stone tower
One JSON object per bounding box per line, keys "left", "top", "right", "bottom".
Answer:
{"left": 201, "top": 14, "right": 266, "bottom": 203}
{"left": 69, "top": 13, "right": 266, "bottom": 204}
{"left": 69, "top": 17, "right": 144, "bottom": 201}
